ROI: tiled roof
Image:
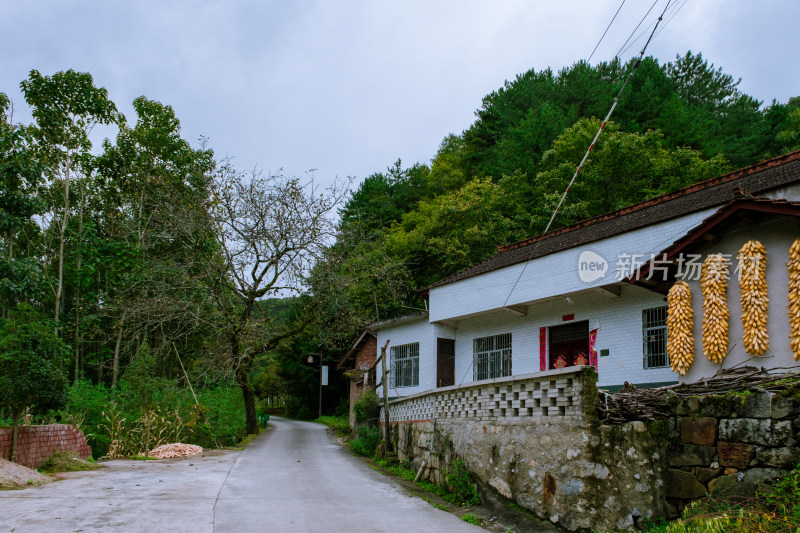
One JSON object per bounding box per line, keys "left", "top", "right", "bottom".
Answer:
{"left": 631, "top": 197, "right": 800, "bottom": 282}
{"left": 426, "top": 150, "right": 800, "bottom": 290}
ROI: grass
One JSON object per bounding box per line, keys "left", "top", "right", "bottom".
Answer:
{"left": 375, "top": 459, "right": 479, "bottom": 506}
{"left": 231, "top": 427, "right": 265, "bottom": 450}
{"left": 460, "top": 513, "right": 483, "bottom": 525}
{"left": 313, "top": 415, "right": 350, "bottom": 436}
{"left": 39, "top": 450, "right": 102, "bottom": 473}
{"left": 640, "top": 462, "right": 800, "bottom": 533}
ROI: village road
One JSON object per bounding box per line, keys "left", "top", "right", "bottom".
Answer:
{"left": 0, "top": 417, "right": 483, "bottom": 532}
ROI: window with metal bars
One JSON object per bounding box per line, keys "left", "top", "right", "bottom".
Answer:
{"left": 390, "top": 343, "right": 419, "bottom": 387}
{"left": 643, "top": 306, "right": 668, "bottom": 369}
{"left": 473, "top": 333, "right": 512, "bottom": 381}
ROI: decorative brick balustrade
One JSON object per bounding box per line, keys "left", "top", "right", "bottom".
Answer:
{"left": 384, "top": 367, "right": 591, "bottom": 423}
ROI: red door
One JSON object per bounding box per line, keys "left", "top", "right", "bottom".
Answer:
{"left": 548, "top": 321, "right": 590, "bottom": 369}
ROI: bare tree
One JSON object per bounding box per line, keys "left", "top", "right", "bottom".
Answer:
{"left": 205, "top": 164, "right": 347, "bottom": 434}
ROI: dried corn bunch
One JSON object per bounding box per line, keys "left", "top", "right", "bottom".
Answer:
{"left": 738, "top": 240, "right": 769, "bottom": 355}
{"left": 788, "top": 238, "right": 800, "bottom": 360}
{"left": 702, "top": 253, "right": 730, "bottom": 363}
{"left": 667, "top": 281, "right": 694, "bottom": 375}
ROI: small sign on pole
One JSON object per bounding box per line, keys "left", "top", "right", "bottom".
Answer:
{"left": 321, "top": 365, "right": 329, "bottom": 386}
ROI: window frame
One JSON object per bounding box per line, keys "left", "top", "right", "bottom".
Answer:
{"left": 642, "top": 306, "right": 669, "bottom": 369}
{"left": 473, "top": 333, "right": 512, "bottom": 381}
{"left": 390, "top": 342, "right": 420, "bottom": 388}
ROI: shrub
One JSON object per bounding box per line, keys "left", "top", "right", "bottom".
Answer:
{"left": 353, "top": 389, "right": 379, "bottom": 425}
{"left": 446, "top": 458, "right": 480, "bottom": 506}
{"left": 348, "top": 425, "right": 381, "bottom": 456}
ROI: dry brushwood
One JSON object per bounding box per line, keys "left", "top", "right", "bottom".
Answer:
{"left": 702, "top": 254, "right": 730, "bottom": 364}
{"left": 789, "top": 238, "right": 800, "bottom": 361}
{"left": 598, "top": 366, "right": 799, "bottom": 424}
{"left": 667, "top": 281, "right": 694, "bottom": 376}
{"left": 738, "top": 240, "right": 769, "bottom": 355}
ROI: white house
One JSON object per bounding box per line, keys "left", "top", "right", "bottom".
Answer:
{"left": 375, "top": 151, "right": 800, "bottom": 397}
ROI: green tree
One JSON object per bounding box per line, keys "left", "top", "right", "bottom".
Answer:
{"left": 0, "top": 93, "right": 48, "bottom": 316}
{"left": 20, "top": 69, "right": 120, "bottom": 331}
{"left": 529, "top": 118, "right": 729, "bottom": 231}
{"left": 0, "top": 304, "right": 70, "bottom": 462}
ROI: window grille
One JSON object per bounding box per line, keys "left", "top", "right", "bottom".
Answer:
{"left": 390, "top": 343, "right": 419, "bottom": 387}
{"left": 473, "top": 333, "right": 512, "bottom": 381}
{"left": 643, "top": 306, "right": 668, "bottom": 369}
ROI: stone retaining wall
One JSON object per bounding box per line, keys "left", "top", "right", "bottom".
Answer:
{"left": 0, "top": 425, "right": 92, "bottom": 468}
{"left": 382, "top": 369, "right": 800, "bottom": 531}
{"left": 661, "top": 390, "right": 800, "bottom": 517}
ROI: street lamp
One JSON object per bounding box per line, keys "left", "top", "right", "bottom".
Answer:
{"left": 307, "top": 353, "right": 323, "bottom": 418}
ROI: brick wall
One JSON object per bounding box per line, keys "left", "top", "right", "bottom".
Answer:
{"left": 0, "top": 425, "right": 92, "bottom": 468}
{"left": 348, "top": 334, "right": 378, "bottom": 428}
{"left": 382, "top": 366, "right": 588, "bottom": 423}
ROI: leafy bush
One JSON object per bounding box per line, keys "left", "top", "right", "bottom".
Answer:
{"left": 446, "top": 457, "right": 481, "bottom": 506}
{"left": 348, "top": 425, "right": 381, "bottom": 456}
{"left": 353, "top": 389, "right": 379, "bottom": 425}
{"left": 196, "top": 385, "right": 246, "bottom": 447}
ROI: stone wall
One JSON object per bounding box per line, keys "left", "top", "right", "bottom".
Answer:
{"left": 661, "top": 390, "right": 800, "bottom": 517}
{"left": 0, "top": 424, "right": 92, "bottom": 468}
{"left": 383, "top": 369, "right": 800, "bottom": 531}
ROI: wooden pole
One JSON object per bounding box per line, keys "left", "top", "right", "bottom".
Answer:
{"left": 380, "top": 339, "right": 391, "bottom": 452}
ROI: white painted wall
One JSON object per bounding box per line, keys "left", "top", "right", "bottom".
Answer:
{"left": 681, "top": 216, "right": 800, "bottom": 382}
{"left": 451, "top": 284, "right": 675, "bottom": 388}
{"left": 429, "top": 209, "right": 716, "bottom": 323}
{"left": 375, "top": 318, "right": 456, "bottom": 398}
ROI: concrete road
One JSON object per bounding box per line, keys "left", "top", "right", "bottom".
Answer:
{"left": 1, "top": 418, "right": 483, "bottom": 532}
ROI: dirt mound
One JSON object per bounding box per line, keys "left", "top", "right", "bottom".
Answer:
{"left": 148, "top": 443, "right": 203, "bottom": 459}
{"left": 0, "top": 458, "right": 51, "bottom": 490}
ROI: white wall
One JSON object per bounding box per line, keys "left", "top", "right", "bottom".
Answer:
{"left": 429, "top": 209, "right": 715, "bottom": 323}
{"left": 375, "top": 318, "right": 455, "bottom": 398}
{"left": 681, "top": 216, "right": 800, "bottom": 382}
{"left": 452, "top": 284, "right": 676, "bottom": 388}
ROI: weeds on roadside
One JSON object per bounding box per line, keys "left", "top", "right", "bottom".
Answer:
{"left": 641, "top": 462, "right": 800, "bottom": 533}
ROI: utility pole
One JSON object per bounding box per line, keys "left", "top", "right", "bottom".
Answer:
{"left": 380, "top": 339, "right": 391, "bottom": 452}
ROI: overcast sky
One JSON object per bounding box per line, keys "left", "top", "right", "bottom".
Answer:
{"left": 2, "top": 1, "right": 798, "bottom": 188}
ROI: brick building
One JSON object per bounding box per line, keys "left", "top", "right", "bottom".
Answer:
{"left": 336, "top": 330, "right": 377, "bottom": 428}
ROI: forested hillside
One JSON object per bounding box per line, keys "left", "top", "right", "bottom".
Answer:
{"left": 310, "top": 52, "right": 800, "bottom": 346}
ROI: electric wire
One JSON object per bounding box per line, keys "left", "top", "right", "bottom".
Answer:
{"left": 615, "top": 0, "right": 660, "bottom": 59}
{"left": 618, "top": 0, "right": 686, "bottom": 59}
{"left": 501, "top": 0, "right": 673, "bottom": 312}
{"left": 588, "top": 0, "right": 627, "bottom": 63}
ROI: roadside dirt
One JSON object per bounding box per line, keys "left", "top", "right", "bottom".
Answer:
{"left": 0, "top": 458, "right": 51, "bottom": 490}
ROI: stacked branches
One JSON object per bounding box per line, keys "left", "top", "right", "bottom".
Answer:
{"left": 738, "top": 240, "right": 769, "bottom": 356}
{"left": 599, "top": 366, "right": 799, "bottom": 424}
{"left": 667, "top": 281, "right": 695, "bottom": 376}
{"left": 702, "top": 254, "right": 730, "bottom": 364}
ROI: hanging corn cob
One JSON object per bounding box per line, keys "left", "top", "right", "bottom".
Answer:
{"left": 667, "top": 280, "right": 694, "bottom": 375}
{"left": 788, "top": 238, "right": 800, "bottom": 361}
{"left": 738, "top": 240, "right": 769, "bottom": 356}
{"left": 702, "top": 253, "right": 730, "bottom": 363}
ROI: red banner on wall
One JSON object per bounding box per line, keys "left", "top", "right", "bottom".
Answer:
{"left": 589, "top": 328, "right": 598, "bottom": 370}
{"left": 539, "top": 327, "right": 547, "bottom": 371}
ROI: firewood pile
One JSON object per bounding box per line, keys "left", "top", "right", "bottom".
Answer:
{"left": 598, "top": 366, "right": 799, "bottom": 424}
{"left": 148, "top": 443, "right": 204, "bottom": 459}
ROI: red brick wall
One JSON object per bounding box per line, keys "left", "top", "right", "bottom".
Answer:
{"left": 0, "top": 425, "right": 92, "bottom": 468}
{"left": 349, "top": 335, "right": 378, "bottom": 428}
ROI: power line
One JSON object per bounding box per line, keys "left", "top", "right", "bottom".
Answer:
{"left": 501, "top": 0, "right": 674, "bottom": 311}
{"left": 615, "top": 0, "right": 660, "bottom": 59}
{"left": 588, "top": 0, "right": 627, "bottom": 63}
